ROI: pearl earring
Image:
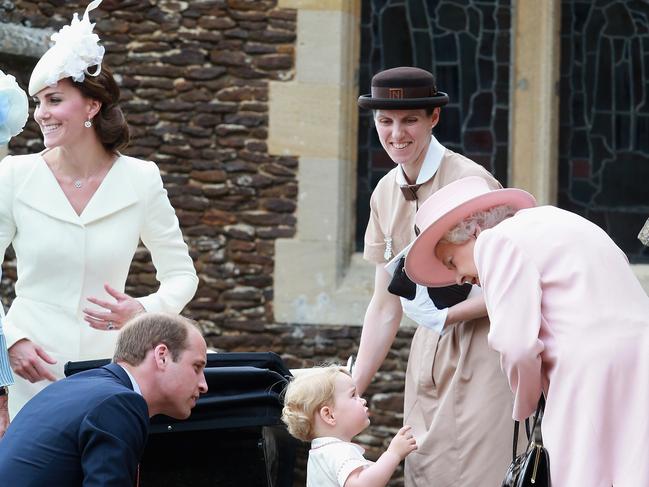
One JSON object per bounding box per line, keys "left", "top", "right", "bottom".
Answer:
{"left": 84, "top": 120, "right": 93, "bottom": 128}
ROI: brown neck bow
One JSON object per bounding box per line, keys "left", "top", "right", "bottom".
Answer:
{"left": 400, "top": 184, "right": 421, "bottom": 201}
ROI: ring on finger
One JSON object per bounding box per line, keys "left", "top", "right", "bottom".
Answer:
{"left": 107, "top": 321, "right": 115, "bottom": 330}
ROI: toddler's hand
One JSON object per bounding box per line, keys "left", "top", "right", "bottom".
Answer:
{"left": 387, "top": 425, "right": 418, "bottom": 460}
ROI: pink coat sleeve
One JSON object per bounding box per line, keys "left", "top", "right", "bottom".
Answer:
{"left": 475, "top": 230, "right": 544, "bottom": 421}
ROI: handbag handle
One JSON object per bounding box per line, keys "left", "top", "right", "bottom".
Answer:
{"left": 512, "top": 421, "right": 520, "bottom": 460}
{"left": 511, "top": 395, "right": 545, "bottom": 461}
{"left": 531, "top": 395, "right": 545, "bottom": 444}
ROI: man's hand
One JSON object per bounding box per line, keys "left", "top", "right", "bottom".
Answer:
{"left": 0, "top": 395, "right": 9, "bottom": 439}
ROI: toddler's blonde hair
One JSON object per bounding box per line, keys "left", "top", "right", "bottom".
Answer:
{"left": 281, "top": 364, "right": 349, "bottom": 442}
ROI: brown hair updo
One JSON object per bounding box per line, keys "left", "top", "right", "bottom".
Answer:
{"left": 74, "top": 63, "right": 130, "bottom": 152}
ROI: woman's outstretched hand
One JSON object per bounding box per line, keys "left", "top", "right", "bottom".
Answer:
{"left": 84, "top": 283, "right": 145, "bottom": 331}
{"left": 8, "top": 339, "right": 57, "bottom": 383}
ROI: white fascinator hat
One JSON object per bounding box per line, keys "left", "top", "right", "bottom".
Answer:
{"left": 28, "top": 0, "right": 105, "bottom": 97}
{"left": 0, "top": 70, "right": 29, "bottom": 145}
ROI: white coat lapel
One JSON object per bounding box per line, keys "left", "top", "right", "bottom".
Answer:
{"left": 15, "top": 158, "right": 80, "bottom": 225}
{"left": 80, "top": 156, "right": 139, "bottom": 225}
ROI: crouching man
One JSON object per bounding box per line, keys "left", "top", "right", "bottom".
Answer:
{"left": 0, "top": 313, "right": 208, "bottom": 486}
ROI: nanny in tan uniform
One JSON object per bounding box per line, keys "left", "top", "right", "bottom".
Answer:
{"left": 351, "top": 67, "right": 518, "bottom": 486}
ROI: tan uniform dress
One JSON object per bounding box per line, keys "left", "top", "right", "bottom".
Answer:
{"left": 364, "top": 146, "right": 519, "bottom": 486}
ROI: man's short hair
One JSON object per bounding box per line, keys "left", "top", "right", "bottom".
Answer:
{"left": 113, "top": 313, "right": 196, "bottom": 365}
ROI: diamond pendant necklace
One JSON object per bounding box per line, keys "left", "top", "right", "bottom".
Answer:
{"left": 66, "top": 156, "right": 114, "bottom": 190}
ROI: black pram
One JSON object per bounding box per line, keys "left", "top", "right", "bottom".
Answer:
{"left": 65, "top": 352, "right": 297, "bottom": 487}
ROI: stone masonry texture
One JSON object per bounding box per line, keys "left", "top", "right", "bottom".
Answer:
{"left": 0, "top": 1, "right": 411, "bottom": 485}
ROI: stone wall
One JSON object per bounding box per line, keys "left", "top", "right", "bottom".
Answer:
{"left": 0, "top": 1, "right": 411, "bottom": 485}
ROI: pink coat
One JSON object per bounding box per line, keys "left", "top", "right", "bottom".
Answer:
{"left": 475, "top": 206, "right": 649, "bottom": 487}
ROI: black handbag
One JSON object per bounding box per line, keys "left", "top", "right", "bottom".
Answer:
{"left": 387, "top": 256, "right": 417, "bottom": 300}
{"left": 426, "top": 282, "right": 472, "bottom": 308}
{"left": 501, "top": 396, "right": 551, "bottom": 487}
{"left": 387, "top": 255, "right": 472, "bottom": 307}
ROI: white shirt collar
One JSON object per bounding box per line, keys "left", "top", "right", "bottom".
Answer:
{"left": 310, "top": 437, "right": 365, "bottom": 454}
{"left": 118, "top": 364, "right": 142, "bottom": 396}
{"left": 395, "top": 135, "right": 445, "bottom": 186}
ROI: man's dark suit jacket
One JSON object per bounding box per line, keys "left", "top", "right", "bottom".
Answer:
{"left": 0, "top": 363, "right": 149, "bottom": 486}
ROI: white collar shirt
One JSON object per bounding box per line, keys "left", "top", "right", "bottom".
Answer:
{"left": 118, "top": 364, "right": 142, "bottom": 395}
{"left": 395, "top": 134, "right": 445, "bottom": 186}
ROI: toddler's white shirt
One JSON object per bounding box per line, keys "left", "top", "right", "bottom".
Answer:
{"left": 307, "top": 437, "right": 372, "bottom": 487}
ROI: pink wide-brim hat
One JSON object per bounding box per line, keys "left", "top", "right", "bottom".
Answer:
{"left": 405, "top": 176, "right": 536, "bottom": 287}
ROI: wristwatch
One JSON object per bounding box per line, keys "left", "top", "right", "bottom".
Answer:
{"left": 0, "top": 386, "right": 8, "bottom": 397}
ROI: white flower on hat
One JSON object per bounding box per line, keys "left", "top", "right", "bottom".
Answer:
{"left": 0, "top": 70, "right": 29, "bottom": 145}
{"left": 28, "top": 0, "right": 105, "bottom": 96}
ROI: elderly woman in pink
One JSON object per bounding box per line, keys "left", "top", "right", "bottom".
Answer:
{"left": 404, "top": 176, "right": 649, "bottom": 487}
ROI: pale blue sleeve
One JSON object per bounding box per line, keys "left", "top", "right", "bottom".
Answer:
{"left": 0, "top": 319, "right": 14, "bottom": 387}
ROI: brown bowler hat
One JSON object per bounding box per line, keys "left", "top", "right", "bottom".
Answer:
{"left": 358, "top": 66, "right": 449, "bottom": 110}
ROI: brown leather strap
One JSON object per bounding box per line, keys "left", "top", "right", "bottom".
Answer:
{"left": 372, "top": 85, "right": 436, "bottom": 99}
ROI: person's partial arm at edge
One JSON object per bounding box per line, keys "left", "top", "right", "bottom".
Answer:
{"left": 0, "top": 319, "right": 15, "bottom": 438}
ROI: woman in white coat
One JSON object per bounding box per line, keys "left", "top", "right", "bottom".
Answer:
{"left": 0, "top": 1, "right": 198, "bottom": 416}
